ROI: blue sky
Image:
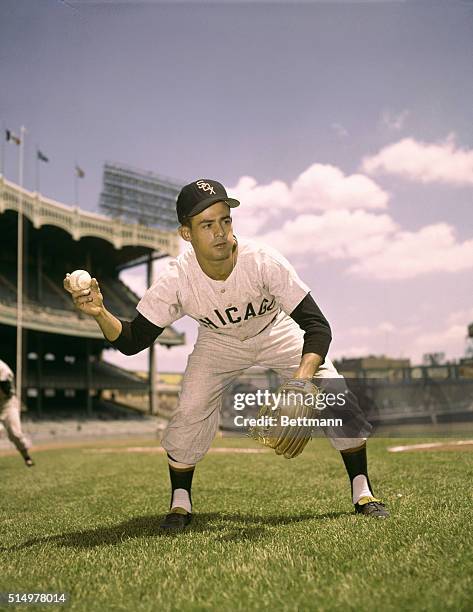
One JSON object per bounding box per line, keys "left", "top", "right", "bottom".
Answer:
{"left": 1, "top": 0, "right": 472, "bottom": 372}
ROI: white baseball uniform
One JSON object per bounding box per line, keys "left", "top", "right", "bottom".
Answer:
{"left": 0, "top": 359, "right": 31, "bottom": 455}
{"left": 137, "top": 238, "right": 364, "bottom": 464}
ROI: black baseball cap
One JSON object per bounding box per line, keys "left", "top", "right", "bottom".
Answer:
{"left": 176, "top": 179, "right": 240, "bottom": 224}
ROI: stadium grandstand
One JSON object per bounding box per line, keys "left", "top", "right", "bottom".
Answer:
{"left": 0, "top": 175, "right": 185, "bottom": 417}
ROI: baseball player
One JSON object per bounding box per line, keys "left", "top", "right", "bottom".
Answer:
{"left": 64, "top": 179, "right": 389, "bottom": 529}
{"left": 0, "top": 359, "right": 34, "bottom": 467}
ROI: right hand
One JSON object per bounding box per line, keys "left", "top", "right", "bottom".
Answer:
{"left": 63, "top": 275, "right": 104, "bottom": 318}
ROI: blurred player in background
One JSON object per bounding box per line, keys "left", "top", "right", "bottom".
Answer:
{"left": 0, "top": 358, "right": 34, "bottom": 467}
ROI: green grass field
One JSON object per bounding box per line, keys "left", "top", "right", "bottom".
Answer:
{"left": 1, "top": 436, "right": 472, "bottom": 612}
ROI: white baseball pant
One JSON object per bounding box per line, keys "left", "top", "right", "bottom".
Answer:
{"left": 162, "top": 311, "right": 366, "bottom": 465}
{"left": 0, "top": 396, "right": 31, "bottom": 454}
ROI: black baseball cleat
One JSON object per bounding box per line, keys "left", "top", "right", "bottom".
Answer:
{"left": 24, "top": 456, "right": 35, "bottom": 467}
{"left": 355, "top": 497, "right": 389, "bottom": 518}
{"left": 160, "top": 508, "right": 192, "bottom": 531}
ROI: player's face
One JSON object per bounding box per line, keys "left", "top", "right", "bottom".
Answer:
{"left": 183, "top": 202, "right": 235, "bottom": 262}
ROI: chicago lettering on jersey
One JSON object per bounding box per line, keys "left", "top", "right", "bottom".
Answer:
{"left": 198, "top": 297, "right": 276, "bottom": 329}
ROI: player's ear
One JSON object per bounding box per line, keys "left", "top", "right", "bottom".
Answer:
{"left": 179, "top": 224, "right": 192, "bottom": 242}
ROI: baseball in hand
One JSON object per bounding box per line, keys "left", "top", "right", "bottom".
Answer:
{"left": 69, "top": 269, "right": 92, "bottom": 291}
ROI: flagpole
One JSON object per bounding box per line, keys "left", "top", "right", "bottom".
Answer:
{"left": 74, "top": 165, "right": 78, "bottom": 206}
{"left": 16, "top": 125, "right": 26, "bottom": 406}
{"left": 35, "top": 145, "right": 39, "bottom": 193}
{"left": 0, "top": 120, "right": 5, "bottom": 177}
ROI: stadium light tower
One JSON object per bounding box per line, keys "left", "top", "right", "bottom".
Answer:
{"left": 100, "top": 161, "right": 182, "bottom": 414}
{"left": 99, "top": 162, "right": 181, "bottom": 230}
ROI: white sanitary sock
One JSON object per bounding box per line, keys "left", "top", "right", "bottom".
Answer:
{"left": 171, "top": 488, "right": 192, "bottom": 513}
{"left": 352, "top": 474, "right": 373, "bottom": 504}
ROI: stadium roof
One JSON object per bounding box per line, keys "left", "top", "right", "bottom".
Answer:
{"left": 0, "top": 176, "right": 179, "bottom": 257}
{"left": 0, "top": 176, "right": 185, "bottom": 346}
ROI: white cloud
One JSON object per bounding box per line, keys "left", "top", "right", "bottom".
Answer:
{"left": 291, "top": 164, "right": 389, "bottom": 211}
{"left": 380, "top": 109, "right": 409, "bottom": 131}
{"left": 362, "top": 135, "right": 473, "bottom": 185}
{"left": 258, "top": 209, "right": 397, "bottom": 260}
{"left": 257, "top": 210, "right": 473, "bottom": 280}
{"left": 120, "top": 154, "right": 473, "bottom": 295}
{"left": 349, "top": 223, "right": 473, "bottom": 280}
{"left": 229, "top": 176, "right": 292, "bottom": 211}
{"left": 228, "top": 176, "right": 292, "bottom": 236}
{"left": 228, "top": 163, "right": 389, "bottom": 237}
{"left": 412, "top": 324, "right": 468, "bottom": 361}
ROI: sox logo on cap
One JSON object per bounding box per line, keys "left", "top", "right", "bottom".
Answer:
{"left": 196, "top": 180, "right": 216, "bottom": 195}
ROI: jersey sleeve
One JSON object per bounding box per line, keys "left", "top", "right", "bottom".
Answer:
{"left": 0, "top": 361, "right": 15, "bottom": 397}
{"left": 261, "top": 247, "right": 311, "bottom": 314}
{"left": 136, "top": 260, "right": 183, "bottom": 327}
{"left": 0, "top": 360, "right": 14, "bottom": 383}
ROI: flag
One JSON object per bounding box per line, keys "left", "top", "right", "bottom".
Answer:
{"left": 5, "top": 129, "right": 21, "bottom": 145}
{"left": 37, "top": 150, "right": 49, "bottom": 163}
{"left": 75, "top": 165, "right": 85, "bottom": 178}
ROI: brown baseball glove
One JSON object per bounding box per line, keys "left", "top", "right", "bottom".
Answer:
{"left": 247, "top": 379, "right": 320, "bottom": 459}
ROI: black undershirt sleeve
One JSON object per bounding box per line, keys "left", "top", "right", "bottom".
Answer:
{"left": 289, "top": 293, "right": 332, "bottom": 360}
{"left": 110, "top": 312, "right": 164, "bottom": 356}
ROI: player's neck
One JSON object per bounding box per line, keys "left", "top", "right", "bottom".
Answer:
{"left": 195, "top": 243, "right": 238, "bottom": 281}
{"left": 197, "top": 257, "right": 232, "bottom": 280}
